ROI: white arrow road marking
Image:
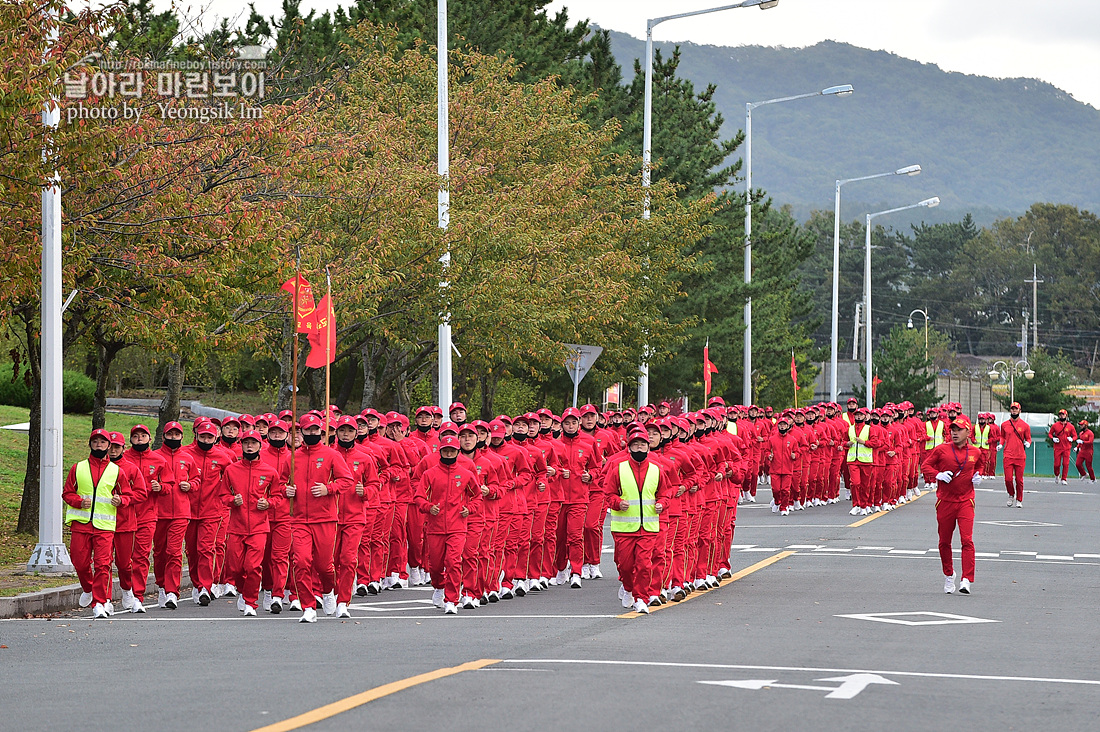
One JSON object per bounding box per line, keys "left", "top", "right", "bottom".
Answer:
{"left": 699, "top": 673, "right": 898, "bottom": 699}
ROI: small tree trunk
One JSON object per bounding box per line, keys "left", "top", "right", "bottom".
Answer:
{"left": 92, "top": 340, "right": 125, "bottom": 431}
{"left": 155, "top": 354, "right": 185, "bottom": 449}
{"left": 335, "top": 353, "right": 358, "bottom": 411}
{"left": 17, "top": 310, "right": 42, "bottom": 535}
{"left": 360, "top": 341, "right": 378, "bottom": 411}
{"left": 277, "top": 316, "right": 294, "bottom": 411}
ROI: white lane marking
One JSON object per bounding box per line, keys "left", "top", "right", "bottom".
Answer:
{"left": 740, "top": 547, "right": 781, "bottom": 552}
{"left": 979, "top": 520, "right": 1062, "bottom": 527}
{"left": 1035, "top": 555, "right": 1075, "bottom": 561}
{"left": 502, "top": 659, "right": 1100, "bottom": 687}
{"left": 1001, "top": 551, "right": 1038, "bottom": 556}
{"left": 1074, "top": 554, "right": 1100, "bottom": 559}
{"left": 836, "top": 612, "right": 999, "bottom": 626}
{"left": 785, "top": 545, "right": 825, "bottom": 549}
{"left": 854, "top": 546, "right": 893, "bottom": 551}
{"left": 60, "top": 613, "right": 623, "bottom": 622}
{"left": 813, "top": 547, "right": 852, "bottom": 552}
{"left": 888, "top": 549, "right": 929, "bottom": 555}
{"left": 792, "top": 553, "right": 1100, "bottom": 566}
{"left": 700, "top": 673, "right": 898, "bottom": 700}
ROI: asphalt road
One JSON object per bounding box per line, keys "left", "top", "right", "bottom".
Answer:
{"left": 2, "top": 475, "right": 1097, "bottom": 732}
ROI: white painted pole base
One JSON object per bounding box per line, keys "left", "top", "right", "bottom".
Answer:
{"left": 26, "top": 542, "right": 73, "bottom": 573}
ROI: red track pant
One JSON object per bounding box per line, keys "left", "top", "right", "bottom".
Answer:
{"left": 131, "top": 521, "right": 155, "bottom": 598}
{"left": 426, "top": 532, "right": 466, "bottom": 605}
{"left": 506, "top": 512, "right": 532, "bottom": 585}
{"left": 1004, "top": 460, "right": 1025, "bottom": 502}
{"left": 1054, "top": 449, "right": 1072, "bottom": 481}
{"left": 226, "top": 532, "right": 267, "bottom": 609}
{"left": 936, "top": 498, "right": 975, "bottom": 582}
{"left": 461, "top": 518, "right": 487, "bottom": 597}
{"left": 772, "top": 472, "right": 792, "bottom": 511}
{"left": 113, "top": 530, "right": 135, "bottom": 592}
{"left": 70, "top": 526, "right": 114, "bottom": 605}
{"left": 387, "top": 502, "right": 410, "bottom": 579}
{"left": 290, "top": 521, "right": 336, "bottom": 609}
{"left": 335, "top": 522, "right": 366, "bottom": 604}
{"left": 981, "top": 449, "right": 996, "bottom": 476}
{"left": 476, "top": 517, "right": 499, "bottom": 597}
{"left": 583, "top": 497, "right": 606, "bottom": 566}
{"left": 153, "top": 517, "right": 187, "bottom": 595}
{"left": 1077, "top": 451, "right": 1094, "bottom": 479}
{"left": 262, "top": 520, "right": 293, "bottom": 596}
{"left": 556, "top": 503, "right": 586, "bottom": 576}
{"left": 527, "top": 504, "right": 549, "bottom": 580}
{"left": 694, "top": 502, "right": 719, "bottom": 580}
{"left": 213, "top": 509, "right": 230, "bottom": 584}
{"left": 613, "top": 531, "right": 658, "bottom": 604}
{"left": 406, "top": 504, "right": 425, "bottom": 570}
{"left": 367, "top": 503, "right": 395, "bottom": 583}
{"left": 541, "top": 501, "right": 562, "bottom": 580}
{"left": 185, "top": 517, "right": 220, "bottom": 592}
{"left": 488, "top": 513, "right": 514, "bottom": 592}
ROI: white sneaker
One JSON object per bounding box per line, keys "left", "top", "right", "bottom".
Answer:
{"left": 1015, "top": 500, "right": 1023, "bottom": 508}
{"left": 780, "top": 509, "right": 789, "bottom": 516}
{"left": 527, "top": 578, "right": 541, "bottom": 592}
{"left": 849, "top": 507, "right": 859, "bottom": 516}
{"left": 581, "top": 564, "right": 592, "bottom": 580}
{"left": 793, "top": 501, "right": 802, "bottom": 510}
{"left": 299, "top": 607, "right": 317, "bottom": 623}
{"left": 390, "top": 574, "right": 406, "bottom": 589}
{"left": 1007, "top": 498, "right": 1015, "bottom": 507}
{"left": 488, "top": 591, "right": 500, "bottom": 602}
{"left": 164, "top": 593, "right": 178, "bottom": 610}
{"left": 79, "top": 591, "right": 93, "bottom": 608}
{"left": 212, "top": 584, "right": 225, "bottom": 598}
{"left": 380, "top": 576, "right": 395, "bottom": 590}
{"left": 198, "top": 588, "right": 211, "bottom": 606}
{"left": 621, "top": 592, "right": 633, "bottom": 608}
{"left": 336, "top": 602, "right": 351, "bottom": 618}
{"left": 321, "top": 591, "right": 337, "bottom": 616}
{"left": 104, "top": 601, "right": 115, "bottom": 616}
{"left": 408, "top": 568, "right": 420, "bottom": 586}
{"left": 262, "top": 590, "right": 273, "bottom": 612}
{"left": 633, "top": 599, "right": 650, "bottom": 614}
{"left": 223, "top": 583, "right": 238, "bottom": 597}
{"left": 270, "top": 597, "right": 283, "bottom": 614}
{"left": 706, "top": 574, "right": 719, "bottom": 588}
{"left": 355, "top": 583, "right": 369, "bottom": 597}
{"left": 770, "top": 501, "right": 778, "bottom": 513}
{"left": 591, "top": 565, "right": 603, "bottom": 579}
{"left": 554, "top": 568, "right": 569, "bottom": 585}
{"left": 290, "top": 598, "right": 302, "bottom": 611}
{"left": 92, "top": 603, "right": 108, "bottom": 619}
{"left": 618, "top": 584, "right": 627, "bottom": 600}
{"left": 237, "top": 595, "right": 246, "bottom": 612}
{"left": 243, "top": 605, "right": 257, "bottom": 617}
{"left": 460, "top": 595, "right": 476, "bottom": 610}
{"left": 944, "top": 574, "right": 955, "bottom": 594}
{"left": 569, "top": 574, "right": 582, "bottom": 589}
{"left": 500, "top": 586, "right": 515, "bottom": 600}
{"left": 860, "top": 507, "right": 869, "bottom": 516}
{"left": 748, "top": 494, "right": 756, "bottom": 503}
{"left": 192, "top": 587, "right": 200, "bottom": 604}
{"left": 432, "top": 588, "right": 445, "bottom": 608}
{"left": 131, "top": 599, "right": 145, "bottom": 614}
{"left": 121, "top": 589, "right": 135, "bottom": 611}
{"left": 367, "top": 582, "right": 381, "bottom": 595}
{"left": 1061, "top": 479, "right": 1068, "bottom": 485}
{"left": 443, "top": 602, "right": 458, "bottom": 615}
{"left": 958, "top": 578, "right": 971, "bottom": 595}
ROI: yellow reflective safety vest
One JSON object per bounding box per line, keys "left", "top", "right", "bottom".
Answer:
{"left": 727, "top": 422, "right": 737, "bottom": 435}
{"left": 925, "top": 420, "right": 945, "bottom": 450}
{"left": 65, "top": 460, "right": 120, "bottom": 531}
{"left": 847, "top": 424, "right": 872, "bottom": 463}
{"left": 975, "top": 424, "right": 990, "bottom": 450}
{"left": 608, "top": 460, "right": 660, "bottom": 533}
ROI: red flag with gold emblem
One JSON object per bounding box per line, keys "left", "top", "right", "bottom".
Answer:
{"left": 305, "top": 293, "right": 336, "bottom": 369}
{"left": 280, "top": 275, "right": 316, "bottom": 333}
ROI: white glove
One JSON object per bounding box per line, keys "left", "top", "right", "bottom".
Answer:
{"left": 1052, "top": 437, "right": 1060, "bottom": 443}
{"left": 972, "top": 473, "right": 982, "bottom": 486}
{"left": 1076, "top": 439, "right": 1083, "bottom": 444}
{"left": 936, "top": 471, "right": 954, "bottom": 483}
{"left": 1025, "top": 442, "right": 1032, "bottom": 448}
{"left": 997, "top": 445, "right": 1003, "bottom": 451}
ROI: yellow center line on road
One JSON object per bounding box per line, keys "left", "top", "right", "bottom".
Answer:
{"left": 618, "top": 550, "right": 796, "bottom": 619}
{"left": 248, "top": 658, "right": 500, "bottom": 732}
{"left": 847, "top": 489, "right": 927, "bottom": 527}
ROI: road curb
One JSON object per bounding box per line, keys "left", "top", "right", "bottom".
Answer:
{"left": 1, "top": 574, "right": 194, "bottom": 619}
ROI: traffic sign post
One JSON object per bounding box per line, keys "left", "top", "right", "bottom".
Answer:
{"left": 565, "top": 344, "right": 603, "bottom": 408}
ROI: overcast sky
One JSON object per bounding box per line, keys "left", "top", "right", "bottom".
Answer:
{"left": 179, "top": 0, "right": 1100, "bottom": 109}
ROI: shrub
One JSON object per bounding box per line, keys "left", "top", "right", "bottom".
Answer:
{"left": 0, "top": 362, "right": 32, "bottom": 407}
{"left": 0, "top": 363, "right": 98, "bottom": 413}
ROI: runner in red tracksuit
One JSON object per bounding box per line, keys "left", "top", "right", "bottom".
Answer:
{"left": 579, "top": 404, "right": 613, "bottom": 578}
{"left": 407, "top": 407, "right": 439, "bottom": 582}
{"left": 1075, "top": 420, "right": 1095, "bottom": 481}
{"left": 523, "top": 413, "right": 555, "bottom": 589}
{"left": 153, "top": 421, "right": 199, "bottom": 609}
{"left": 121, "top": 424, "right": 164, "bottom": 613}
{"left": 221, "top": 431, "right": 282, "bottom": 615}
{"left": 414, "top": 435, "right": 480, "bottom": 614}
{"left": 107, "top": 432, "right": 146, "bottom": 613}
{"left": 1049, "top": 410, "right": 1077, "bottom": 484}
{"left": 333, "top": 416, "right": 381, "bottom": 618}
{"left": 489, "top": 419, "right": 531, "bottom": 599}
{"left": 362, "top": 410, "right": 408, "bottom": 589}
{"left": 64, "top": 430, "right": 134, "bottom": 618}
{"left": 767, "top": 413, "right": 798, "bottom": 515}
{"left": 458, "top": 424, "right": 497, "bottom": 607}
{"left": 184, "top": 422, "right": 236, "bottom": 605}
{"left": 259, "top": 420, "right": 292, "bottom": 612}
{"left": 286, "top": 414, "right": 354, "bottom": 623}
{"left": 386, "top": 413, "right": 422, "bottom": 585}
{"left": 999, "top": 403, "right": 1031, "bottom": 507}
{"left": 922, "top": 416, "right": 985, "bottom": 594}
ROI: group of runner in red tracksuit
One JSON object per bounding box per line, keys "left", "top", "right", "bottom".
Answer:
{"left": 68, "top": 390, "right": 1084, "bottom": 618}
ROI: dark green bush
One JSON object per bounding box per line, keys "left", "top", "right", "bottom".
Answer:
{"left": 0, "top": 363, "right": 98, "bottom": 413}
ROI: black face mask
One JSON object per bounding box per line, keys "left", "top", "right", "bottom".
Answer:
{"left": 196, "top": 441, "right": 214, "bottom": 451}
{"left": 460, "top": 448, "right": 475, "bottom": 457}
{"left": 90, "top": 448, "right": 108, "bottom": 459}
{"left": 476, "top": 438, "right": 487, "bottom": 450}
{"left": 109, "top": 453, "right": 122, "bottom": 462}
{"left": 131, "top": 442, "right": 149, "bottom": 452}
{"left": 1011, "top": 413, "right": 1020, "bottom": 420}
{"left": 563, "top": 429, "right": 578, "bottom": 439}
{"left": 440, "top": 454, "right": 457, "bottom": 466}
{"left": 337, "top": 438, "right": 356, "bottom": 450}
{"left": 679, "top": 436, "right": 688, "bottom": 443}
{"left": 629, "top": 449, "right": 648, "bottom": 463}
{"left": 268, "top": 438, "right": 286, "bottom": 449}
{"left": 303, "top": 433, "right": 322, "bottom": 446}
{"left": 242, "top": 451, "right": 260, "bottom": 462}
{"left": 779, "top": 425, "right": 790, "bottom": 433}
{"left": 1059, "top": 416, "right": 1066, "bottom": 422}
{"left": 367, "top": 427, "right": 378, "bottom": 436}
{"left": 356, "top": 434, "right": 368, "bottom": 443}
{"left": 552, "top": 429, "right": 561, "bottom": 438}
{"left": 163, "top": 438, "right": 182, "bottom": 450}
{"left": 221, "top": 435, "right": 238, "bottom": 445}
{"left": 416, "top": 424, "right": 431, "bottom": 433}
{"left": 513, "top": 433, "right": 526, "bottom": 442}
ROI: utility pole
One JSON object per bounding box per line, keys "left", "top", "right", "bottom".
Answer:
{"left": 1025, "top": 264, "right": 1042, "bottom": 350}
{"left": 852, "top": 301, "right": 861, "bottom": 361}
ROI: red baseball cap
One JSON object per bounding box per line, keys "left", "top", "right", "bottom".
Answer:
{"left": 164, "top": 421, "right": 184, "bottom": 434}
{"left": 268, "top": 420, "right": 289, "bottom": 433}
{"left": 195, "top": 422, "right": 218, "bottom": 437}
{"left": 335, "top": 415, "right": 357, "bottom": 429}
{"left": 439, "top": 435, "right": 459, "bottom": 449}
{"left": 131, "top": 424, "right": 151, "bottom": 436}
{"left": 415, "top": 405, "right": 433, "bottom": 416}
{"left": 449, "top": 402, "right": 466, "bottom": 413}
{"left": 1010, "top": 402, "right": 1021, "bottom": 409}
{"left": 107, "top": 431, "right": 125, "bottom": 446}
{"left": 489, "top": 420, "right": 507, "bottom": 437}
{"left": 299, "top": 414, "right": 322, "bottom": 429}
{"left": 221, "top": 416, "right": 241, "bottom": 427}
{"left": 278, "top": 409, "right": 295, "bottom": 421}
{"left": 562, "top": 407, "right": 581, "bottom": 420}
{"left": 239, "top": 429, "right": 262, "bottom": 443}
{"left": 580, "top": 404, "right": 598, "bottom": 416}
{"left": 361, "top": 408, "right": 381, "bottom": 420}
{"left": 950, "top": 416, "right": 972, "bottom": 431}
{"left": 89, "top": 428, "right": 111, "bottom": 442}
{"left": 438, "top": 421, "right": 459, "bottom": 436}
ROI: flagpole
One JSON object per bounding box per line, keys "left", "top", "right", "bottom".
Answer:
{"left": 793, "top": 349, "right": 798, "bottom": 408}
{"left": 704, "top": 337, "right": 710, "bottom": 401}
{"left": 324, "top": 266, "right": 332, "bottom": 441}
{"left": 289, "top": 247, "right": 300, "bottom": 517}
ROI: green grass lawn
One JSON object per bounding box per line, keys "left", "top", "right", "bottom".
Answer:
{"left": 0, "top": 406, "right": 150, "bottom": 595}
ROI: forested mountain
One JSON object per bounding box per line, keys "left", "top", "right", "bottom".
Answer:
{"left": 606, "top": 32, "right": 1100, "bottom": 228}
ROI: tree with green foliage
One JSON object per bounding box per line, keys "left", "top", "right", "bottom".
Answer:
{"left": 852, "top": 325, "right": 946, "bottom": 410}
{"left": 995, "top": 348, "right": 1084, "bottom": 414}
